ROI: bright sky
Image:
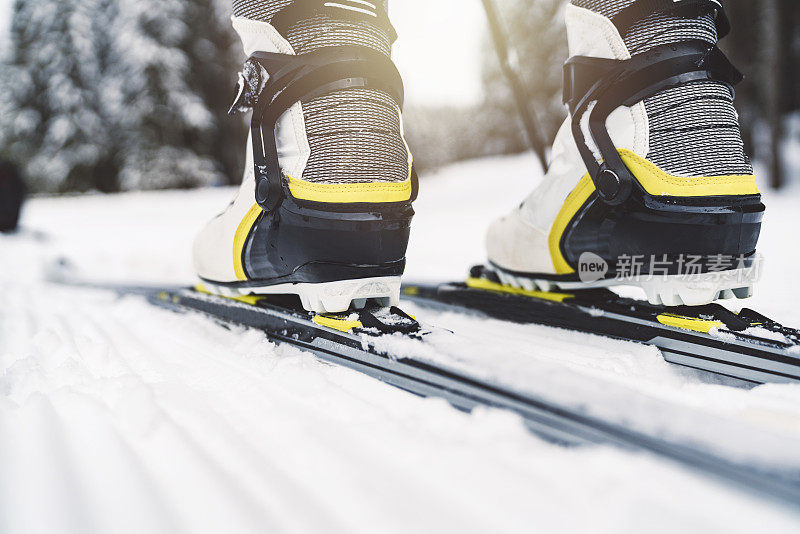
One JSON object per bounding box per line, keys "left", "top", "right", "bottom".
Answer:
{"left": 390, "top": 0, "right": 484, "bottom": 107}
{"left": 0, "top": 0, "right": 484, "bottom": 106}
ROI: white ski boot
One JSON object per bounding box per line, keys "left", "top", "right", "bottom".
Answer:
{"left": 486, "top": 0, "right": 763, "bottom": 306}
{"left": 193, "top": 2, "right": 415, "bottom": 313}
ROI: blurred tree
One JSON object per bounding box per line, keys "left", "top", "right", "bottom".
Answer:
{"left": 185, "top": 0, "right": 247, "bottom": 186}
{"left": 113, "top": 0, "right": 241, "bottom": 190}
{"left": 479, "top": 0, "right": 568, "bottom": 163}
{"left": 720, "top": 0, "right": 759, "bottom": 157}
{"left": 0, "top": 161, "right": 25, "bottom": 232}
{"left": 405, "top": 0, "right": 567, "bottom": 174}
{"left": 0, "top": 0, "right": 123, "bottom": 192}
{"left": 0, "top": 0, "right": 244, "bottom": 193}
{"left": 404, "top": 105, "right": 510, "bottom": 170}
{"left": 725, "top": 0, "right": 800, "bottom": 189}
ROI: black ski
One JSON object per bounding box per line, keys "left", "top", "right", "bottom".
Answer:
{"left": 401, "top": 266, "right": 800, "bottom": 385}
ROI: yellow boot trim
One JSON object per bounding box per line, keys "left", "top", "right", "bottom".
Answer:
{"left": 233, "top": 203, "right": 263, "bottom": 281}
{"left": 466, "top": 277, "right": 574, "bottom": 303}
{"left": 548, "top": 175, "right": 596, "bottom": 275}
{"left": 286, "top": 151, "right": 415, "bottom": 204}
{"left": 657, "top": 313, "right": 724, "bottom": 333}
{"left": 233, "top": 167, "right": 414, "bottom": 281}
{"left": 286, "top": 174, "right": 413, "bottom": 204}
{"left": 313, "top": 315, "right": 363, "bottom": 333}
{"left": 618, "top": 149, "right": 759, "bottom": 197}
{"left": 547, "top": 151, "right": 761, "bottom": 275}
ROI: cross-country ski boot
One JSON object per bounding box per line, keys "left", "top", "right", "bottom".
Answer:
{"left": 485, "top": 0, "right": 764, "bottom": 306}
{"left": 193, "top": 1, "right": 416, "bottom": 313}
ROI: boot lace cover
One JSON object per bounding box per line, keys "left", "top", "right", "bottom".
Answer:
{"left": 573, "top": 0, "right": 752, "bottom": 177}
{"left": 232, "top": 0, "right": 409, "bottom": 185}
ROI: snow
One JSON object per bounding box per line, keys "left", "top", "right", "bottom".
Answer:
{"left": 390, "top": 0, "right": 484, "bottom": 107}
{"left": 3, "top": 154, "right": 800, "bottom": 532}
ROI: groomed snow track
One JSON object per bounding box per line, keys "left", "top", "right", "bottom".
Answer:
{"left": 129, "top": 286, "right": 800, "bottom": 508}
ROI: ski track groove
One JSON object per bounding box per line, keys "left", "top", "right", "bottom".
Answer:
{"left": 100, "top": 298, "right": 512, "bottom": 533}
{"left": 4, "top": 289, "right": 285, "bottom": 533}
{"left": 1, "top": 396, "right": 97, "bottom": 534}
{"left": 9, "top": 287, "right": 696, "bottom": 532}
{"left": 407, "top": 306, "right": 800, "bottom": 449}
{"left": 54, "top": 288, "right": 712, "bottom": 532}
{"left": 55, "top": 290, "right": 488, "bottom": 532}
{"left": 3, "top": 290, "right": 183, "bottom": 533}
{"left": 40, "top": 393, "right": 184, "bottom": 534}
{"left": 66, "top": 295, "right": 338, "bottom": 534}
{"left": 53, "top": 402, "right": 187, "bottom": 534}
{"left": 66, "top": 305, "right": 283, "bottom": 534}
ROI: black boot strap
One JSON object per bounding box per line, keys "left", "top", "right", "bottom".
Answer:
{"left": 235, "top": 46, "right": 409, "bottom": 211}
{"left": 563, "top": 40, "right": 742, "bottom": 205}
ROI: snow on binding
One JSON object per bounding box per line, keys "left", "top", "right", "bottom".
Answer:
{"left": 401, "top": 266, "right": 800, "bottom": 385}
{"left": 143, "top": 284, "right": 800, "bottom": 505}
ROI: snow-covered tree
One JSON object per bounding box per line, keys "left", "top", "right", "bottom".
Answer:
{"left": 0, "top": 0, "right": 244, "bottom": 193}
{"left": 113, "top": 0, "right": 220, "bottom": 190}
{"left": 0, "top": 0, "right": 123, "bottom": 192}
{"left": 183, "top": 0, "right": 247, "bottom": 186}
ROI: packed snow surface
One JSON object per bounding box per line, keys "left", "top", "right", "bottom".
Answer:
{"left": 3, "top": 153, "right": 800, "bottom": 533}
